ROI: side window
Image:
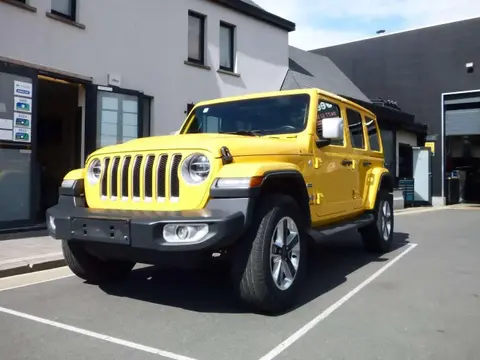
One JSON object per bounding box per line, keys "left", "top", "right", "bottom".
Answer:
{"left": 317, "top": 99, "right": 344, "bottom": 146}
{"left": 365, "top": 116, "right": 381, "bottom": 151}
{"left": 346, "top": 108, "right": 365, "bottom": 149}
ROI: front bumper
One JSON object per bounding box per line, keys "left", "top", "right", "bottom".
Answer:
{"left": 46, "top": 197, "right": 249, "bottom": 252}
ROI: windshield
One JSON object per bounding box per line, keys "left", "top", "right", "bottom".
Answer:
{"left": 183, "top": 94, "right": 310, "bottom": 136}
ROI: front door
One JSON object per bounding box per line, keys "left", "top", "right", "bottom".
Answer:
{"left": 412, "top": 147, "right": 432, "bottom": 204}
{"left": 314, "top": 96, "right": 357, "bottom": 219}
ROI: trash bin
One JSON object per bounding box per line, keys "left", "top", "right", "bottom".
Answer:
{"left": 446, "top": 176, "right": 460, "bottom": 205}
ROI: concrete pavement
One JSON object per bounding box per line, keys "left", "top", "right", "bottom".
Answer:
{"left": 0, "top": 236, "right": 64, "bottom": 278}
{"left": 0, "top": 206, "right": 479, "bottom": 359}
{"left": 0, "top": 204, "right": 471, "bottom": 279}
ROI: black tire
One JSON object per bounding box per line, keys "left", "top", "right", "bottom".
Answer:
{"left": 62, "top": 240, "right": 135, "bottom": 284}
{"left": 230, "top": 194, "right": 308, "bottom": 314}
{"left": 359, "top": 188, "right": 394, "bottom": 253}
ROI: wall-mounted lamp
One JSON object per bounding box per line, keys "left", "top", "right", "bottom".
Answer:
{"left": 466, "top": 62, "right": 474, "bottom": 73}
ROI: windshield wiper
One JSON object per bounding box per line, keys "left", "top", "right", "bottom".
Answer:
{"left": 220, "top": 130, "right": 262, "bottom": 137}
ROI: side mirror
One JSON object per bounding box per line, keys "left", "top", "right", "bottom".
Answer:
{"left": 322, "top": 117, "right": 344, "bottom": 140}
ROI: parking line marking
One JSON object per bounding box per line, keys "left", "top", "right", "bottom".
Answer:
{"left": 0, "top": 305, "right": 198, "bottom": 360}
{"left": 0, "top": 268, "right": 74, "bottom": 293}
{"left": 0, "top": 274, "right": 75, "bottom": 293}
{"left": 395, "top": 207, "right": 447, "bottom": 216}
{"left": 258, "top": 243, "right": 418, "bottom": 360}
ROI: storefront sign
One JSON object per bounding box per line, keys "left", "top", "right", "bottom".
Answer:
{"left": 425, "top": 141, "right": 435, "bottom": 155}
{"left": 14, "top": 81, "right": 33, "bottom": 98}
{"left": 13, "top": 127, "right": 31, "bottom": 142}
{"left": 14, "top": 112, "right": 31, "bottom": 128}
{"left": 14, "top": 96, "right": 32, "bottom": 113}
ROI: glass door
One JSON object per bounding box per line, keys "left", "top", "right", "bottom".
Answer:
{"left": 0, "top": 61, "right": 39, "bottom": 230}
{"left": 84, "top": 85, "right": 152, "bottom": 159}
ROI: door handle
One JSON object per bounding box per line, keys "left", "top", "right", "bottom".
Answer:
{"left": 363, "top": 161, "right": 372, "bottom": 167}
{"left": 341, "top": 159, "right": 353, "bottom": 166}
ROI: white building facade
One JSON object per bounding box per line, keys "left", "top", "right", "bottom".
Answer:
{"left": 0, "top": 0, "right": 294, "bottom": 231}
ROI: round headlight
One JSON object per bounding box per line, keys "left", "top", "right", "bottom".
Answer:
{"left": 182, "top": 153, "right": 211, "bottom": 184}
{"left": 87, "top": 158, "right": 102, "bottom": 185}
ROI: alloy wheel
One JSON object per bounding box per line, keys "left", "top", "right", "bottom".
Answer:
{"left": 270, "top": 216, "right": 301, "bottom": 291}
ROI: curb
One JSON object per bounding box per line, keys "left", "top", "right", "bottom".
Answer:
{"left": 0, "top": 256, "right": 66, "bottom": 279}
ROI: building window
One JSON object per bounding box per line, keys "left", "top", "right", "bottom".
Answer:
{"left": 51, "top": 0, "right": 76, "bottom": 20}
{"left": 317, "top": 99, "right": 344, "bottom": 146}
{"left": 365, "top": 116, "right": 381, "bottom": 151}
{"left": 346, "top": 108, "right": 365, "bottom": 149}
{"left": 188, "top": 11, "right": 205, "bottom": 64}
{"left": 220, "top": 22, "right": 235, "bottom": 71}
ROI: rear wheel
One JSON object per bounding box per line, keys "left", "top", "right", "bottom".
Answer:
{"left": 230, "top": 194, "right": 307, "bottom": 314}
{"left": 359, "top": 189, "right": 394, "bottom": 253}
{"left": 62, "top": 240, "right": 135, "bottom": 283}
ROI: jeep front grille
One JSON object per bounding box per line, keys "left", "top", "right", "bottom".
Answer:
{"left": 100, "top": 153, "right": 183, "bottom": 202}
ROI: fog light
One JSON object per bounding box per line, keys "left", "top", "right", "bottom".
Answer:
{"left": 176, "top": 226, "right": 189, "bottom": 241}
{"left": 48, "top": 215, "right": 56, "bottom": 231}
{"left": 163, "top": 224, "right": 209, "bottom": 243}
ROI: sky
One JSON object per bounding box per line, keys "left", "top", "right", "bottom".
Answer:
{"left": 253, "top": 0, "right": 480, "bottom": 50}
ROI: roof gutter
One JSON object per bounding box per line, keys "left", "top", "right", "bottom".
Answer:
{"left": 209, "top": 0, "right": 296, "bottom": 32}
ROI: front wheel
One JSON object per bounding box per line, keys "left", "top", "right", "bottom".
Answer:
{"left": 359, "top": 189, "right": 394, "bottom": 253}
{"left": 230, "top": 194, "right": 307, "bottom": 314}
{"left": 62, "top": 240, "right": 135, "bottom": 284}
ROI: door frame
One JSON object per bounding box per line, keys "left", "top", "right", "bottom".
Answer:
{"left": 441, "top": 89, "right": 480, "bottom": 204}
{"left": 0, "top": 60, "right": 92, "bottom": 232}
{"left": 85, "top": 85, "right": 153, "bottom": 161}
{"left": 0, "top": 60, "right": 38, "bottom": 230}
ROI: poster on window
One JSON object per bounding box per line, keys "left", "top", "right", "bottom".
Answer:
{"left": 0, "top": 129, "right": 13, "bottom": 141}
{"left": 0, "top": 118, "right": 13, "bottom": 130}
{"left": 14, "top": 81, "right": 33, "bottom": 98}
{"left": 14, "top": 97, "right": 32, "bottom": 113}
{"left": 13, "top": 127, "right": 31, "bottom": 143}
{"left": 13, "top": 112, "right": 31, "bottom": 129}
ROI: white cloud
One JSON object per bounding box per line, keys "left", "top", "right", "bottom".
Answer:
{"left": 254, "top": 0, "right": 480, "bottom": 49}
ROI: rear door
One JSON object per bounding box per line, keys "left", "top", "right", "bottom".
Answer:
{"left": 359, "top": 114, "right": 385, "bottom": 206}
{"left": 343, "top": 107, "right": 367, "bottom": 209}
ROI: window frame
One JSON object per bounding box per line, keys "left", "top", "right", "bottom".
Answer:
{"left": 180, "top": 94, "right": 311, "bottom": 135}
{"left": 219, "top": 21, "right": 235, "bottom": 72}
{"left": 345, "top": 107, "right": 366, "bottom": 150}
{"left": 187, "top": 10, "right": 206, "bottom": 65}
{"left": 51, "top": 0, "right": 76, "bottom": 21}
{"left": 364, "top": 115, "right": 382, "bottom": 152}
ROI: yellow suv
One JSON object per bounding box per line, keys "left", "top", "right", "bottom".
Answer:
{"left": 47, "top": 88, "right": 394, "bottom": 314}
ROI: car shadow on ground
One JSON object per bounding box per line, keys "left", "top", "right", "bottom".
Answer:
{"left": 99, "top": 231, "right": 410, "bottom": 316}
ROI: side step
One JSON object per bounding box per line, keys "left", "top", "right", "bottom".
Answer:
{"left": 307, "top": 213, "right": 375, "bottom": 242}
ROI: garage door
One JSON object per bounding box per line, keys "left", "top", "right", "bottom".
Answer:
{"left": 445, "top": 108, "right": 480, "bottom": 136}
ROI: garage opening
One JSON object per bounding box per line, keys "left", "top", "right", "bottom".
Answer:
{"left": 36, "top": 77, "right": 82, "bottom": 222}
{"left": 445, "top": 95, "right": 480, "bottom": 204}
{"left": 446, "top": 135, "right": 480, "bottom": 203}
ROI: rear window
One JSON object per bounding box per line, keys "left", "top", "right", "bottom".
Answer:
{"left": 365, "top": 117, "right": 381, "bottom": 151}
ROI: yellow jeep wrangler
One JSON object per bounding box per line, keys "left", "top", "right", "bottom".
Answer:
{"left": 47, "top": 88, "right": 394, "bottom": 314}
